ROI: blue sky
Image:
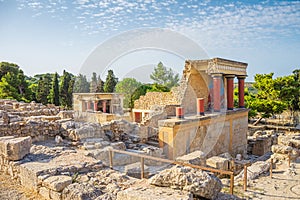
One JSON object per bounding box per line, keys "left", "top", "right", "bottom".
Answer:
{"left": 0, "top": 0, "right": 299, "bottom": 82}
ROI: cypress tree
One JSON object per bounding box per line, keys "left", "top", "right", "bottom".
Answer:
{"left": 49, "top": 72, "right": 60, "bottom": 106}
{"left": 103, "top": 70, "right": 118, "bottom": 93}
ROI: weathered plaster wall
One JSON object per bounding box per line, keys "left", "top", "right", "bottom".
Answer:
{"left": 158, "top": 109, "right": 248, "bottom": 159}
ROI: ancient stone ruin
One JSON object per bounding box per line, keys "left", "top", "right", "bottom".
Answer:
{"left": 0, "top": 57, "right": 299, "bottom": 200}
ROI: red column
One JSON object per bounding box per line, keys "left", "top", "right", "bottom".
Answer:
{"left": 87, "top": 101, "right": 91, "bottom": 110}
{"left": 238, "top": 76, "right": 246, "bottom": 108}
{"left": 94, "top": 101, "right": 98, "bottom": 111}
{"left": 102, "top": 100, "right": 107, "bottom": 113}
{"left": 212, "top": 74, "right": 222, "bottom": 112}
{"left": 176, "top": 107, "right": 184, "bottom": 119}
{"left": 226, "top": 75, "right": 235, "bottom": 110}
{"left": 197, "top": 98, "right": 205, "bottom": 116}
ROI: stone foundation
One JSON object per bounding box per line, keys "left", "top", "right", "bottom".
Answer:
{"left": 158, "top": 109, "right": 248, "bottom": 159}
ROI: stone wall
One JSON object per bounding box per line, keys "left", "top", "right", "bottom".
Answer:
{"left": 134, "top": 92, "right": 178, "bottom": 110}
{"left": 158, "top": 109, "right": 248, "bottom": 159}
{"left": 74, "top": 111, "right": 131, "bottom": 124}
{"left": 0, "top": 100, "right": 72, "bottom": 141}
{"left": 133, "top": 62, "right": 212, "bottom": 116}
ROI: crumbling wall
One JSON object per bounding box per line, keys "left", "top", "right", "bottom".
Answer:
{"left": 134, "top": 92, "right": 178, "bottom": 110}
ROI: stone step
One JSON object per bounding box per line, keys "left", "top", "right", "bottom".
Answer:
{"left": 146, "top": 140, "right": 159, "bottom": 147}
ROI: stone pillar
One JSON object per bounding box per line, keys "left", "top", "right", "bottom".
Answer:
{"left": 197, "top": 98, "right": 205, "bottom": 116}
{"left": 238, "top": 76, "right": 247, "bottom": 108}
{"left": 212, "top": 74, "right": 222, "bottom": 112}
{"left": 226, "top": 75, "right": 235, "bottom": 110}
{"left": 176, "top": 107, "right": 184, "bottom": 119}
{"left": 94, "top": 101, "right": 98, "bottom": 111}
{"left": 102, "top": 100, "right": 107, "bottom": 113}
{"left": 87, "top": 101, "right": 91, "bottom": 110}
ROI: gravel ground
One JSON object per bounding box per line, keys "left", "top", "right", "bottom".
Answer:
{"left": 232, "top": 159, "right": 300, "bottom": 200}
{"left": 0, "top": 172, "right": 45, "bottom": 200}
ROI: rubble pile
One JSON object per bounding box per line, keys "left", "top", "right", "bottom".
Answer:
{"left": 271, "top": 134, "right": 300, "bottom": 162}
{"left": 247, "top": 130, "right": 278, "bottom": 156}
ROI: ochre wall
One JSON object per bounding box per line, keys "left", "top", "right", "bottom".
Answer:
{"left": 158, "top": 109, "right": 248, "bottom": 159}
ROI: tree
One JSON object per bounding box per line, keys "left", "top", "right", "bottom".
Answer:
{"left": 48, "top": 72, "right": 60, "bottom": 106}
{"left": 0, "top": 62, "right": 32, "bottom": 102}
{"left": 73, "top": 74, "right": 90, "bottom": 93}
{"left": 104, "top": 70, "right": 118, "bottom": 93}
{"left": 274, "top": 69, "right": 300, "bottom": 124}
{"left": 115, "top": 78, "right": 142, "bottom": 108}
{"left": 150, "top": 62, "right": 179, "bottom": 89}
{"left": 96, "top": 77, "right": 104, "bottom": 93}
{"left": 249, "top": 73, "right": 287, "bottom": 124}
{"left": 90, "top": 72, "right": 98, "bottom": 93}
{"left": 36, "top": 76, "right": 51, "bottom": 104}
{"left": 59, "top": 70, "right": 74, "bottom": 108}
{"left": 0, "top": 72, "right": 20, "bottom": 100}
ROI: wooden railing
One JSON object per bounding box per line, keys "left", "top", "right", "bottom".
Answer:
{"left": 107, "top": 148, "right": 236, "bottom": 195}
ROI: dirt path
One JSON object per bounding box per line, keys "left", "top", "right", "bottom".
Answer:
{"left": 0, "top": 172, "right": 44, "bottom": 200}
{"left": 234, "top": 160, "right": 300, "bottom": 200}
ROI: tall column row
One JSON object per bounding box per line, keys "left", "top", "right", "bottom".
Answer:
{"left": 212, "top": 74, "right": 246, "bottom": 112}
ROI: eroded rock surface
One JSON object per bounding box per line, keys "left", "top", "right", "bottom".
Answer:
{"left": 149, "top": 165, "right": 222, "bottom": 199}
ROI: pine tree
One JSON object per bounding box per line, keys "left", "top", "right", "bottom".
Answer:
{"left": 104, "top": 70, "right": 118, "bottom": 93}
{"left": 150, "top": 62, "right": 179, "bottom": 89}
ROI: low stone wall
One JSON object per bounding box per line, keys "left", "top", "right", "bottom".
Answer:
{"left": 74, "top": 111, "right": 131, "bottom": 124}
{"left": 158, "top": 109, "right": 249, "bottom": 160}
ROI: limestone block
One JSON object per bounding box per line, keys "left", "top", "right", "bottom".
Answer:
{"left": 19, "top": 162, "right": 49, "bottom": 190}
{"left": 124, "top": 162, "right": 150, "bottom": 179}
{"left": 252, "top": 137, "right": 272, "bottom": 156}
{"left": 117, "top": 185, "right": 193, "bottom": 200}
{"left": 271, "top": 145, "right": 293, "bottom": 154}
{"left": 176, "top": 150, "right": 206, "bottom": 166}
{"left": 149, "top": 165, "right": 222, "bottom": 200}
{"left": 39, "top": 186, "right": 50, "bottom": 199}
{"left": 0, "top": 136, "right": 31, "bottom": 161}
{"left": 110, "top": 142, "right": 126, "bottom": 150}
{"left": 43, "top": 175, "right": 72, "bottom": 192}
{"left": 50, "top": 189, "right": 62, "bottom": 200}
{"left": 206, "top": 156, "right": 230, "bottom": 170}
{"left": 62, "top": 182, "right": 102, "bottom": 200}
{"left": 235, "top": 161, "right": 270, "bottom": 181}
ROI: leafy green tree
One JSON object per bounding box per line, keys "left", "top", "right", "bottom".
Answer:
{"left": 150, "top": 62, "right": 179, "bottom": 89}
{"left": 250, "top": 73, "right": 287, "bottom": 123}
{"left": 104, "top": 70, "right": 118, "bottom": 93}
{"left": 0, "top": 62, "right": 32, "bottom": 101}
{"left": 59, "top": 70, "right": 74, "bottom": 108}
{"left": 115, "top": 78, "right": 142, "bottom": 108}
{"left": 0, "top": 72, "right": 20, "bottom": 100}
{"left": 274, "top": 69, "right": 300, "bottom": 124}
{"left": 73, "top": 74, "right": 90, "bottom": 93}
{"left": 48, "top": 72, "right": 60, "bottom": 106}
